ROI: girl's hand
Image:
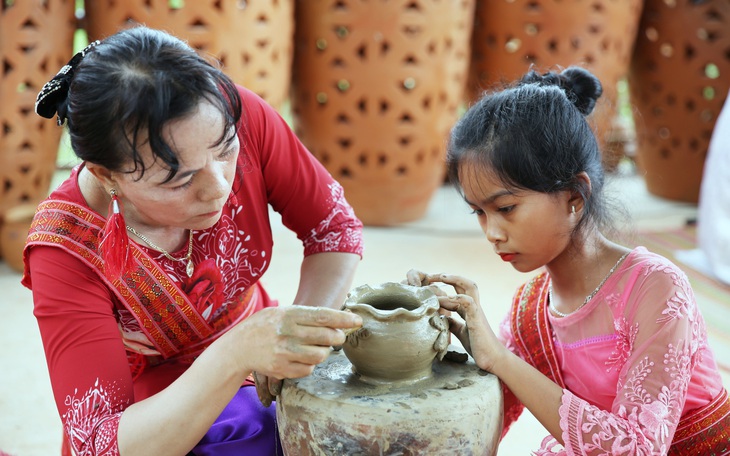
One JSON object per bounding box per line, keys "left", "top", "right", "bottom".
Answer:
{"left": 406, "top": 269, "right": 507, "bottom": 373}
{"left": 226, "top": 305, "right": 362, "bottom": 382}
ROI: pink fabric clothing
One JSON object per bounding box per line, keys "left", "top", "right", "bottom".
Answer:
{"left": 23, "top": 87, "right": 363, "bottom": 455}
{"left": 499, "top": 247, "right": 726, "bottom": 455}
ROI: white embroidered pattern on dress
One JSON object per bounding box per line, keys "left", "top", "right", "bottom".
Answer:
{"left": 64, "top": 378, "right": 126, "bottom": 455}
{"left": 302, "top": 182, "right": 364, "bottom": 255}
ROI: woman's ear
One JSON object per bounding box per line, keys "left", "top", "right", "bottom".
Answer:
{"left": 85, "top": 162, "right": 117, "bottom": 193}
{"left": 569, "top": 172, "right": 592, "bottom": 214}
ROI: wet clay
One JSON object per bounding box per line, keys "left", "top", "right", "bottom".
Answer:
{"left": 276, "top": 282, "right": 504, "bottom": 455}
{"left": 341, "top": 282, "right": 449, "bottom": 385}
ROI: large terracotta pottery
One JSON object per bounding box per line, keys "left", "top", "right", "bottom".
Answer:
{"left": 291, "top": 0, "right": 475, "bottom": 226}
{"left": 628, "top": 0, "right": 730, "bottom": 203}
{"left": 83, "top": 0, "right": 294, "bottom": 111}
{"left": 0, "top": 0, "right": 76, "bottom": 271}
{"left": 277, "top": 282, "right": 503, "bottom": 455}
{"left": 468, "top": 0, "right": 644, "bottom": 170}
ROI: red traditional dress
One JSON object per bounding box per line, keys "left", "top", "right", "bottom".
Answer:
{"left": 22, "top": 87, "right": 364, "bottom": 455}
{"left": 500, "top": 247, "right": 729, "bottom": 455}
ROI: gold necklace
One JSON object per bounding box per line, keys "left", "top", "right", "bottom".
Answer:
{"left": 126, "top": 226, "right": 195, "bottom": 277}
{"left": 549, "top": 251, "right": 630, "bottom": 318}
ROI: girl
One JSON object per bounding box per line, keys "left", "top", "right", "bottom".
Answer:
{"left": 24, "top": 26, "right": 363, "bottom": 456}
{"left": 408, "top": 67, "right": 729, "bottom": 455}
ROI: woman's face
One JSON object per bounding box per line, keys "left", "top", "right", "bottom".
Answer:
{"left": 113, "top": 101, "right": 239, "bottom": 231}
{"left": 459, "top": 161, "right": 576, "bottom": 273}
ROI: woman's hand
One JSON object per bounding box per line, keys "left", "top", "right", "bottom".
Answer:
{"left": 406, "top": 269, "right": 507, "bottom": 373}
{"left": 224, "top": 305, "right": 362, "bottom": 384}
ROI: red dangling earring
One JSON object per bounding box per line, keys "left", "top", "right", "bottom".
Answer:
{"left": 99, "top": 189, "right": 133, "bottom": 281}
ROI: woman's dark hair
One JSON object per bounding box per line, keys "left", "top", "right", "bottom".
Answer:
{"left": 62, "top": 26, "right": 243, "bottom": 182}
{"left": 447, "top": 66, "right": 608, "bottom": 233}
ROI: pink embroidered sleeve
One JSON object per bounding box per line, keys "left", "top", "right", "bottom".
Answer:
{"left": 557, "top": 264, "right": 700, "bottom": 455}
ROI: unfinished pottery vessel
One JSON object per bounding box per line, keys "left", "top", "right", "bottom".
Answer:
{"left": 341, "top": 282, "right": 449, "bottom": 385}
{"left": 277, "top": 281, "right": 504, "bottom": 455}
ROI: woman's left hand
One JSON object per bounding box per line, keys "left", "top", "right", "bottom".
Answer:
{"left": 253, "top": 371, "right": 282, "bottom": 407}
{"left": 406, "top": 269, "right": 508, "bottom": 373}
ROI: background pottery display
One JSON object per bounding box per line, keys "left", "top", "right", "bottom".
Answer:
{"left": 628, "top": 0, "right": 730, "bottom": 202}
{"left": 0, "top": 0, "right": 76, "bottom": 271}
{"left": 291, "top": 0, "right": 476, "bottom": 225}
{"left": 341, "top": 282, "right": 449, "bottom": 385}
{"left": 83, "top": 0, "right": 294, "bottom": 111}
{"left": 468, "top": 0, "right": 644, "bottom": 170}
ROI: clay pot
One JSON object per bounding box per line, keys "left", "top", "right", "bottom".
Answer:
{"left": 291, "top": 0, "right": 476, "bottom": 225}
{"left": 342, "top": 282, "right": 449, "bottom": 385}
{"left": 83, "top": 0, "right": 294, "bottom": 111}
{"left": 0, "top": 0, "right": 76, "bottom": 262}
{"left": 277, "top": 349, "right": 504, "bottom": 455}
{"left": 468, "top": 0, "right": 644, "bottom": 171}
{"left": 0, "top": 204, "right": 37, "bottom": 273}
{"left": 628, "top": 0, "right": 730, "bottom": 203}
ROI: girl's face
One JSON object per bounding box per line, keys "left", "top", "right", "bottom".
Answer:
{"left": 459, "top": 161, "right": 576, "bottom": 273}
{"left": 113, "top": 101, "right": 239, "bottom": 231}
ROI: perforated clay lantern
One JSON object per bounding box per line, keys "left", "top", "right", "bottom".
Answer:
{"left": 468, "top": 0, "right": 644, "bottom": 171}
{"left": 629, "top": 0, "right": 730, "bottom": 203}
{"left": 83, "top": 0, "right": 294, "bottom": 111}
{"left": 291, "top": 0, "right": 476, "bottom": 226}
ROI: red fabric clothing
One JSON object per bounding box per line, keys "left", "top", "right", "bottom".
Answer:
{"left": 23, "top": 87, "right": 363, "bottom": 455}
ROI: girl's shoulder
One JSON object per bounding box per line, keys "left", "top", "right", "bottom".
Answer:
{"left": 620, "top": 246, "right": 694, "bottom": 304}
{"left": 626, "top": 246, "right": 687, "bottom": 278}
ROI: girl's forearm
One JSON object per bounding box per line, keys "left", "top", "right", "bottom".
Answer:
{"left": 491, "top": 351, "right": 565, "bottom": 444}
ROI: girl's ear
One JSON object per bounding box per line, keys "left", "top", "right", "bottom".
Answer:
{"left": 569, "top": 172, "right": 592, "bottom": 214}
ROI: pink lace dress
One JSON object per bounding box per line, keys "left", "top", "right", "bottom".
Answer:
{"left": 499, "top": 247, "right": 727, "bottom": 455}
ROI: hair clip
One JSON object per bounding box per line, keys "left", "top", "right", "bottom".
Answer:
{"left": 35, "top": 40, "right": 101, "bottom": 122}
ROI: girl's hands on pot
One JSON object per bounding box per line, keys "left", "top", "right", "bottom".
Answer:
{"left": 406, "top": 269, "right": 507, "bottom": 373}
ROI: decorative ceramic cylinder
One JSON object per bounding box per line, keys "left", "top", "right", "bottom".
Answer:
{"left": 0, "top": 204, "right": 37, "bottom": 273}
{"left": 468, "top": 0, "right": 644, "bottom": 170}
{"left": 291, "top": 0, "right": 475, "bottom": 225}
{"left": 341, "top": 282, "right": 449, "bottom": 385}
{"left": 83, "top": 0, "right": 294, "bottom": 110}
{"left": 0, "top": 0, "right": 76, "bottom": 265}
{"left": 277, "top": 350, "right": 504, "bottom": 455}
{"left": 628, "top": 0, "right": 730, "bottom": 203}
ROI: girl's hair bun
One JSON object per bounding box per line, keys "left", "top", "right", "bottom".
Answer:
{"left": 520, "top": 66, "right": 603, "bottom": 115}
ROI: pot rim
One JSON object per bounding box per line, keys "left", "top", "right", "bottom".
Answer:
{"left": 343, "top": 282, "right": 439, "bottom": 320}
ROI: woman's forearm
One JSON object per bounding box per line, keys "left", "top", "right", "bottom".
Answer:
{"left": 117, "top": 332, "right": 251, "bottom": 456}
{"left": 294, "top": 252, "right": 360, "bottom": 309}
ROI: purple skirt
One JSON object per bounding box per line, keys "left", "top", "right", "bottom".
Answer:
{"left": 191, "top": 386, "right": 283, "bottom": 456}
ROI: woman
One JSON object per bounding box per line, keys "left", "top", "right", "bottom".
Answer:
{"left": 23, "top": 26, "right": 363, "bottom": 455}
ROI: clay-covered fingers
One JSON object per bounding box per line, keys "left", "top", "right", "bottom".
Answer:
{"left": 253, "top": 371, "right": 276, "bottom": 407}
{"left": 284, "top": 305, "right": 363, "bottom": 346}
{"left": 437, "top": 294, "right": 478, "bottom": 320}
{"left": 432, "top": 274, "right": 480, "bottom": 305}
{"left": 406, "top": 268, "right": 429, "bottom": 286}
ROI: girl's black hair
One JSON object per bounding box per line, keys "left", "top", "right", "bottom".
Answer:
{"left": 447, "top": 66, "right": 608, "bottom": 233}
{"left": 63, "top": 26, "right": 243, "bottom": 183}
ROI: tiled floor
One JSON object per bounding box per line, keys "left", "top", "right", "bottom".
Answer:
{"left": 1, "top": 164, "right": 724, "bottom": 455}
